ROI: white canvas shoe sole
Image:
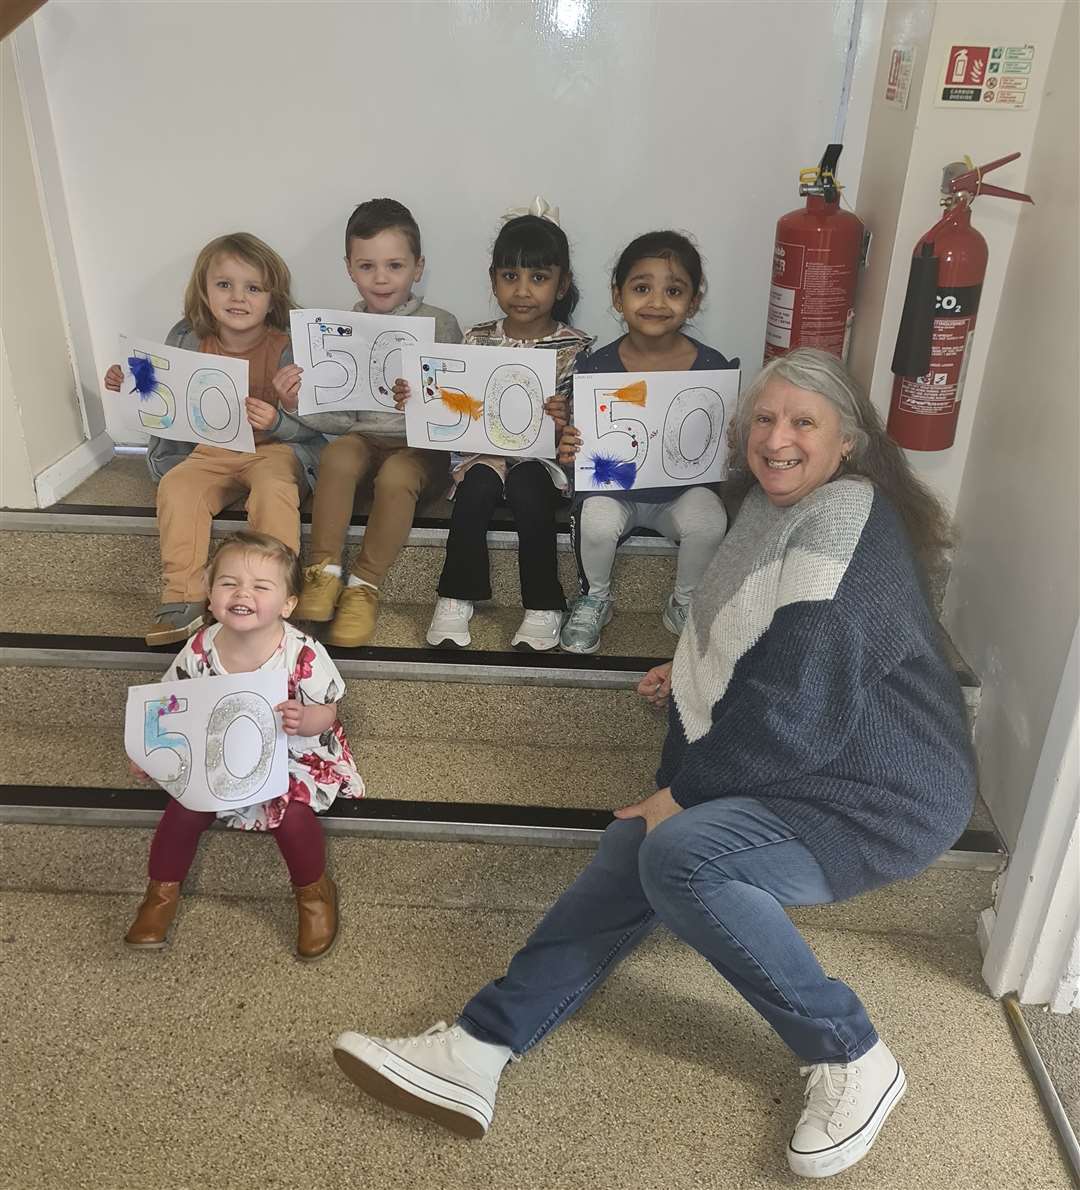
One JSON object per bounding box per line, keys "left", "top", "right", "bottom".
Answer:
{"left": 787, "top": 1064, "right": 907, "bottom": 1179}
{"left": 332, "top": 1032, "right": 493, "bottom": 1139}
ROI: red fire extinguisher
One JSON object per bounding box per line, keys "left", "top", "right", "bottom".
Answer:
{"left": 887, "top": 152, "right": 1033, "bottom": 451}
{"left": 765, "top": 143, "right": 866, "bottom": 364}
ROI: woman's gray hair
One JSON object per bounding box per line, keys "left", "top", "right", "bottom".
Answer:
{"left": 732, "top": 348, "right": 870, "bottom": 470}
{"left": 729, "top": 347, "right": 953, "bottom": 576}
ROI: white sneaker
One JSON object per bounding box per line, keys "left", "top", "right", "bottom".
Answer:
{"left": 787, "top": 1039, "right": 907, "bottom": 1178}
{"left": 511, "top": 608, "right": 564, "bottom": 651}
{"left": 332, "top": 1022, "right": 510, "bottom": 1138}
{"left": 426, "top": 597, "right": 474, "bottom": 648}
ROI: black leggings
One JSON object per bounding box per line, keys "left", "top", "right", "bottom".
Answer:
{"left": 437, "top": 461, "right": 566, "bottom": 611}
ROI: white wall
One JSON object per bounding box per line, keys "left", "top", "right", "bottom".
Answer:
{"left": 0, "top": 329, "right": 38, "bottom": 509}
{"left": 943, "top": 0, "right": 1079, "bottom": 848}
{"left": 0, "top": 37, "right": 85, "bottom": 486}
{"left": 847, "top": 0, "right": 936, "bottom": 391}
{"left": 860, "top": 0, "right": 1066, "bottom": 512}
{"left": 30, "top": 0, "right": 877, "bottom": 444}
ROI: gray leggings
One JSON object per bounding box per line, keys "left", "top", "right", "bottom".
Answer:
{"left": 573, "top": 486, "right": 728, "bottom": 601}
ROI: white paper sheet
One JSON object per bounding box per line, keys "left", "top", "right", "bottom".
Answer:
{"left": 401, "top": 342, "right": 557, "bottom": 459}
{"left": 572, "top": 369, "right": 739, "bottom": 492}
{"left": 125, "top": 671, "right": 288, "bottom": 812}
{"left": 291, "top": 308, "right": 436, "bottom": 415}
{"left": 114, "top": 336, "right": 254, "bottom": 453}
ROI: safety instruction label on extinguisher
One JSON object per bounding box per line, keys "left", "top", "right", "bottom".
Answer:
{"left": 937, "top": 44, "right": 1035, "bottom": 109}
{"left": 766, "top": 285, "right": 795, "bottom": 349}
{"left": 897, "top": 285, "right": 982, "bottom": 416}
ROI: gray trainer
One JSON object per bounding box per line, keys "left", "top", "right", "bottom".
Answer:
{"left": 661, "top": 594, "right": 690, "bottom": 637}
{"left": 144, "top": 602, "right": 208, "bottom": 647}
{"left": 559, "top": 594, "right": 614, "bottom": 654}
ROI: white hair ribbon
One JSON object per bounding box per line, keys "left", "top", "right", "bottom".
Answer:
{"left": 502, "top": 196, "right": 561, "bottom": 226}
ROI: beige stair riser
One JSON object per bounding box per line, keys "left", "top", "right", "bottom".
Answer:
{"left": 0, "top": 823, "right": 997, "bottom": 939}
{"left": 0, "top": 590, "right": 680, "bottom": 658}
{"left": 0, "top": 725, "right": 660, "bottom": 809}
{"left": 0, "top": 665, "right": 667, "bottom": 748}
{"left": 1, "top": 529, "right": 676, "bottom": 610}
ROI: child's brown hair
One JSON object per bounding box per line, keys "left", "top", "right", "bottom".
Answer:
{"left": 344, "top": 198, "right": 422, "bottom": 259}
{"left": 183, "top": 233, "right": 295, "bottom": 339}
{"left": 205, "top": 531, "right": 302, "bottom": 599}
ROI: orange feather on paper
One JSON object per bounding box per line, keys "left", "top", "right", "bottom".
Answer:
{"left": 439, "top": 389, "right": 484, "bottom": 420}
{"left": 613, "top": 379, "right": 647, "bottom": 406}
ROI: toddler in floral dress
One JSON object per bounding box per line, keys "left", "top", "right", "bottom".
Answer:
{"left": 125, "top": 531, "right": 364, "bottom": 960}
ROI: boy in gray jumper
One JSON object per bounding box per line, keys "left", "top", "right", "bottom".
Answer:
{"left": 276, "top": 199, "right": 462, "bottom": 646}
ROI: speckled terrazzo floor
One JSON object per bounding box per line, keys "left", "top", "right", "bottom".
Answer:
{"left": 0, "top": 826, "right": 1002, "bottom": 939}
{"left": 0, "top": 855, "right": 1069, "bottom": 1190}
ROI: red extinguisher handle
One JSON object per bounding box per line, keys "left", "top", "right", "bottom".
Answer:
{"left": 948, "top": 152, "right": 1035, "bottom": 204}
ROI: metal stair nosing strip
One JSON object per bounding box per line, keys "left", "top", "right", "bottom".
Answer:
{"left": 0, "top": 784, "right": 1007, "bottom": 865}
{"left": 0, "top": 506, "right": 678, "bottom": 556}
{"left": 0, "top": 631, "right": 657, "bottom": 688}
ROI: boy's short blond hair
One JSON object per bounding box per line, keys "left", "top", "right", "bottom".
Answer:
{"left": 183, "top": 233, "right": 295, "bottom": 340}
{"left": 206, "top": 531, "right": 302, "bottom": 598}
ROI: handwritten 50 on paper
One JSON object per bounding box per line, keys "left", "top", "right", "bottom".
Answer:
{"left": 125, "top": 671, "right": 288, "bottom": 813}
{"left": 291, "top": 309, "right": 436, "bottom": 415}
{"left": 116, "top": 336, "right": 254, "bottom": 453}
{"left": 573, "top": 369, "right": 739, "bottom": 492}
{"left": 400, "top": 343, "right": 557, "bottom": 460}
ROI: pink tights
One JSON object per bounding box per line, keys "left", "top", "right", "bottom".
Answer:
{"left": 147, "top": 798, "right": 326, "bottom": 887}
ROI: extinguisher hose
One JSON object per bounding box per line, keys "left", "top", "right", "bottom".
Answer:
{"left": 891, "top": 244, "right": 939, "bottom": 377}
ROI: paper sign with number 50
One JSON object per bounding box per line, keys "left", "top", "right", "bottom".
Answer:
{"left": 573, "top": 368, "right": 739, "bottom": 492}
{"left": 125, "top": 671, "right": 288, "bottom": 812}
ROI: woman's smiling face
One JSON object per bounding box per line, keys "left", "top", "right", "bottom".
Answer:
{"left": 747, "top": 379, "right": 854, "bottom": 507}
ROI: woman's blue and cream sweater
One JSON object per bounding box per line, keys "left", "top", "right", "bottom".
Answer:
{"left": 658, "top": 477, "right": 976, "bottom": 899}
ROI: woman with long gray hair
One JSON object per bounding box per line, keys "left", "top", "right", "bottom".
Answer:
{"left": 331, "top": 349, "right": 976, "bottom": 1180}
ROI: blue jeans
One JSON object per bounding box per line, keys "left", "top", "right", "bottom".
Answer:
{"left": 460, "top": 798, "right": 878, "bottom": 1064}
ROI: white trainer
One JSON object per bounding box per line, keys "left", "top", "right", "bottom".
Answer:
{"left": 787, "top": 1039, "right": 907, "bottom": 1178}
{"left": 511, "top": 608, "right": 564, "bottom": 651}
{"left": 426, "top": 598, "right": 474, "bottom": 648}
{"left": 332, "top": 1022, "right": 510, "bottom": 1138}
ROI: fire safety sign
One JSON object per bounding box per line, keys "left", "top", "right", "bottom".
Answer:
{"left": 937, "top": 44, "right": 1036, "bottom": 109}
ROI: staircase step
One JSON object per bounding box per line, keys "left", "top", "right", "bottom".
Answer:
{"left": 59, "top": 451, "right": 159, "bottom": 506}
{"left": 0, "top": 661, "right": 665, "bottom": 745}
{"left": 0, "top": 526, "right": 677, "bottom": 611}
{"left": 0, "top": 724, "right": 659, "bottom": 809}
{"left": 0, "top": 821, "right": 1002, "bottom": 938}
{"left": 0, "top": 591, "right": 679, "bottom": 657}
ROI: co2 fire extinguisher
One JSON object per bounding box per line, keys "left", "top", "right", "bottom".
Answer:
{"left": 765, "top": 144, "right": 866, "bottom": 364}
{"left": 887, "top": 152, "right": 1033, "bottom": 451}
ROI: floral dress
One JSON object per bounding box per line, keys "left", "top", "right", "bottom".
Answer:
{"left": 164, "top": 621, "right": 365, "bottom": 831}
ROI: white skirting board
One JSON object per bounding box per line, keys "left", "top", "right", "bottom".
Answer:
{"left": 32, "top": 432, "right": 114, "bottom": 507}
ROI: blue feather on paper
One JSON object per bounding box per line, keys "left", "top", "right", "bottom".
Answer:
{"left": 127, "top": 355, "right": 157, "bottom": 398}
{"left": 589, "top": 453, "right": 637, "bottom": 490}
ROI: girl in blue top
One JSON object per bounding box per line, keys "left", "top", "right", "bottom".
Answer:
{"left": 557, "top": 231, "right": 738, "bottom": 653}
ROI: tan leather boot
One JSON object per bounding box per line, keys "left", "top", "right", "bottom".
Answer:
{"left": 294, "top": 564, "right": 344, "bottom": 622}
{"left": 293, "top": 873, "right": 338, "bottom": 961}
{"left": 125, "top": 880, "right": 181, "bottom": 948}
{"left": 325, "top": 585, "right": 379, "bottom": 646}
